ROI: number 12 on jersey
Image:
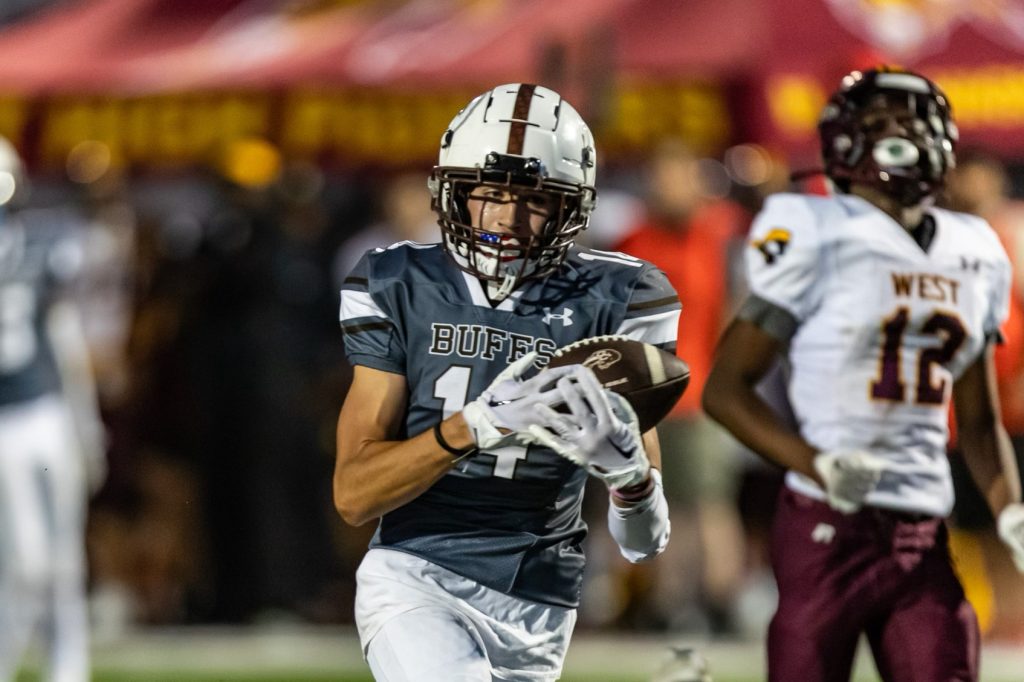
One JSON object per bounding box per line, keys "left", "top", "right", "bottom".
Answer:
{"left": 871, "top": 307, "right": 967, "bottom": 405}
{"left": 433, "top": 365, "right": 528, "bottom": 479}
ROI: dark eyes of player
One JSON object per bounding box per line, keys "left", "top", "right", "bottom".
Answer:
{"left": 476, "top": 189, "right": 552, "bottom": 210}
{"left": 861, "top": 112, "right": 929, "bottom": 137}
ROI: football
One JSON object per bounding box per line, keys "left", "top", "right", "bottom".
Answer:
{"left": 546, "top": 335, "right": 690, "bottom": 432}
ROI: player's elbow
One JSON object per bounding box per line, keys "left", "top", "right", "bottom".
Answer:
{"left": 334, "top": 498, "right": 373, "bottom": 527}
{"left": 701, "top": 369, "right": 731, "bottom": 425}
{"left": 333, "top": 484, "right": 374, "bottom": 527}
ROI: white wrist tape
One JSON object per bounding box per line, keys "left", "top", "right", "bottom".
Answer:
{"left": 607, "top": 469, "right": 670, "bottom": 563}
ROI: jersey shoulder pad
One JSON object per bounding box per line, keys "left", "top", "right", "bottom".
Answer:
{"left": 358, "top": 240, "right": 446, "bottom": 283}
{"left": 931, "top": 209, "right": 1014, "bottom": 337}
{"left": 338, "top": 243, "right": 445, "bottom": 374}
{"left": 745, "top": 193, "right": 828, "bottom": 322}
{"left": 565, "top": 245, "right": 648, "bottom": 274}
{"left": 565, "top": 246, "right": 677, "bottom": 308}
{"left": 932, "top": 208, "right": 1009, "bottom": 264}
{"left": 750, "top": 192, "right": 827, "bottom": 242}
{"left": 565, "top": 247, "right": 680, "bottom": 350}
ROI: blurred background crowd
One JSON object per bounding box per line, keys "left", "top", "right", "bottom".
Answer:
{"left": 1, "top": 0, "right": 1022, "bottom": 650}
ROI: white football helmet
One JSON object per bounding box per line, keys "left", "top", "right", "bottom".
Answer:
{"left": 429, "top": 83, "right": 597, "bottom": 298}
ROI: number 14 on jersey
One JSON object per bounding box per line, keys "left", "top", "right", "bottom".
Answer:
{"left": 434, "top": 365, "right": 528, "bottom": 479}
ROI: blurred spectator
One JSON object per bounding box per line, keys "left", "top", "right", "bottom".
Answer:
{"left": 332, "top": 170, "right": 440, "bottom": 289}
{"left": 91, "top": 145, "right": 366, "bottom": 626}
{"left": 65, "top": 153, "right": 138, "bottom": 408}
{"left": 167, "top": 166, "right": 345, "bottom": 623}
{"left": 17, "top": 145, "right": 147, "bottom": 638}
{"left": 0, "top": 137, "right": 105, "bottom": 681}
{"left": 580, "top": 184, "right": 644, "bottom": 251}
{"left": 609, "top": 138, "right": 750, "bottom": 633}
{"left": 944, "top": 150, "right": 1024, "bottom": 642}
{"left": 86, "top": 173, "right": 213, "bottom": 631}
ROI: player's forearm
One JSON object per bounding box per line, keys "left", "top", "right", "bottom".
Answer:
{"left": 703, "top": 381, "right": 819, "bottom": 482}
{"left": 333, "top": 415, "right": 472, "bottom": 525}
{"left": 704, "top": 317, "right": 821, "bottom": 481}
{"left": 953, "top": 348, "right": 1019, "bottom": 515}
{"left": 960, "top": 421, "right": 1022, "bottom": 516}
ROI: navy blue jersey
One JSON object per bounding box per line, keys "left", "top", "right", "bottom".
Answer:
{"left": 339, "top": 242, "right": 680, "bottom": 607}
{"left": 0, "top": 216, "right": 79, "bottom": 406}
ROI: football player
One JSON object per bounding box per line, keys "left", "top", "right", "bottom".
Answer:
{"left": 0, "top": 137, "right": 105, "bottom": 681}
{"left": 334, "top": 83, "right": 679, "bottom": 681}
{"left": 703, "top": 66, "right": 1024, "bottom": 682}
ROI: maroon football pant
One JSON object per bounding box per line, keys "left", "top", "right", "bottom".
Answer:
{"left": 768, "top": 488, "right": 979, "bottom": 682}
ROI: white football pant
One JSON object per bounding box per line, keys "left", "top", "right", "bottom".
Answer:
{"left": 0, "top": 394, "right": 89, "bottom": 682}
{"left": 356, "top": 548, "right": 575, "bottom": 681}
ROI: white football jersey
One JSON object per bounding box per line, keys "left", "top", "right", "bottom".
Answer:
{"left": 746, "top": 192, "right": 1012, "bottom": 517}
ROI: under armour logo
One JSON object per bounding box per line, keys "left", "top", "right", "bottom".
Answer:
{"left": 960, "top": 256, "right": 981, "bottom": 272}
{"left": 811, "top": 523, "right": 836, "bottom": 544}
{"left": 543, "top": 307, "right": 574, "bottom": 326}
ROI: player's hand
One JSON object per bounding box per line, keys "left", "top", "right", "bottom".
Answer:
{"left": 813, "top": 449, "right": 887, "bottom": 514}
{"left": 997, "top": 503, "right": 1024, "bottom": 573}
{"left": 462, "top": 352, "right": 581, "bottom": 450}
{"left": 527, "top": 366, "right": 650, "bottom": 490}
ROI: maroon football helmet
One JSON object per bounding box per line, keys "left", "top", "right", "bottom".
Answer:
{"left": 819, "top": 67, "right": 958, "bottom": 207}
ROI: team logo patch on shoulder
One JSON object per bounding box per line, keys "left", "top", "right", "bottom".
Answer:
{"left": 751, "top": 227, "right": 792, "bottom": 265}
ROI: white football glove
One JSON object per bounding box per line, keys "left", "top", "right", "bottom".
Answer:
{"left": 812, "top": 449, "right": 887, "bottom": 514}
{"left": 462, "top": 352, "right": 581, "bottom": 450}
{"left": 997, "top": 503, "right": 1024, "bottom": 574}
{"left": 527, "top": 366, "right": 649, "bottom": 490}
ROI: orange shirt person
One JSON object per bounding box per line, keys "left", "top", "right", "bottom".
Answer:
{"left": 611, "top": 139, "right": 749, "bottom": 632}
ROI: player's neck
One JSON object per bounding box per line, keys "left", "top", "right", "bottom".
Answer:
{"left": 850, "top": 185, "right": 925, "bottom": 232}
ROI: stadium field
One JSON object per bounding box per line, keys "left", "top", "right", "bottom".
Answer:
{"left": 14, "top": 627, "right": 1024, "bottom": 681}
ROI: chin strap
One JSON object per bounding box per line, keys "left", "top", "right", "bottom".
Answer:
{"left": 490, "top": 268, "right": 518, "bottom": 303}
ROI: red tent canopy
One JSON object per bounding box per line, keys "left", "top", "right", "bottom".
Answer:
{"left": 1, "top": 0, "right": 1021, "bottom": 164}
{"left": 748, "top": 0, "right": 1024, "bottom": 160}
{"left": 0, "top": 0, "right": 764, "bottom": 167}
{"left": 0, "top": 0, "right": 252, "bottom": 92}
{"left": 0, "top": 0, "right": 764, "bottom": 94}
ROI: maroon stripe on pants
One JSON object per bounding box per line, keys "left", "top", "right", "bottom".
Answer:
{"left": 767, "top": 487, "right": 978, "bottom": 682}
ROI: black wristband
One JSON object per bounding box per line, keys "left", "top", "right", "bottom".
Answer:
{"left": 433, "top": 421, "right": 476, "bottom": 459}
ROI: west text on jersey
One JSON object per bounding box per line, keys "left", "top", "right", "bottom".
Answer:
{"left": 890, "top": 272, "right": 960, "bottom": 304}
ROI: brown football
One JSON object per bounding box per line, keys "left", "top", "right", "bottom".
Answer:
{"left": 546, "top": 335, "right": 690, "bottom": 432}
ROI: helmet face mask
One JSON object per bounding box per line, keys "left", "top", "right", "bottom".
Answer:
{"left": 819, "top": 68, "right": 957, "bottom": 208}
{"left": 431, "top": 162, "right": 592, "bottom": 284}
{"left": 430, "top": 84, "right": 597, "bottom": 297}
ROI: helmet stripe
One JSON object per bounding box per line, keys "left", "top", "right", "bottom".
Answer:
{"left": 507, "top": 83, "right": 537, "bottom": 155}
